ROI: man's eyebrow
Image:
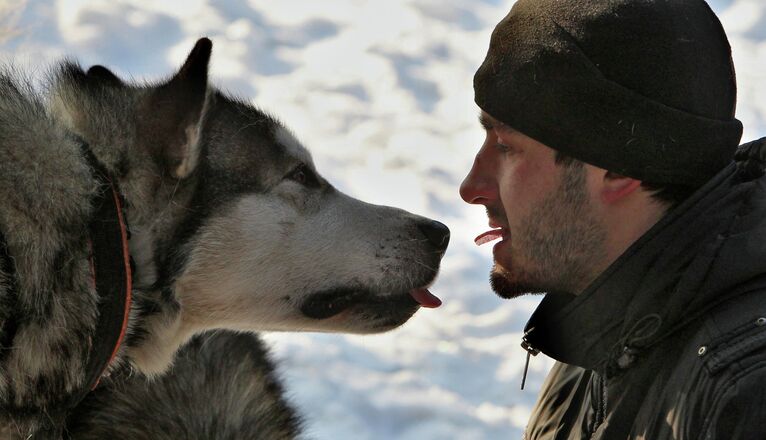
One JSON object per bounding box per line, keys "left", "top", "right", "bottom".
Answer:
{"left": 478, "top": 113, "right": 517, "bottom": 134}
{"left": 478, "top": 113, "right": 494, "bottom": 130}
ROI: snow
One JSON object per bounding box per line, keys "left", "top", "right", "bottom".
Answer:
{"left": 4, "top": 1, "right": 764, "bottom": 438}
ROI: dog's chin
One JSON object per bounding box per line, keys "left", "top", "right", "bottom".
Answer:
{"left": 299, "top": 288, "right": 421, "bottom": 333}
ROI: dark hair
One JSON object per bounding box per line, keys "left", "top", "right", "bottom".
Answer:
{"left": 554, "top": 151, "right": 696, "bottom": 207}
{"left": 636, "top": 181, "right": 697, "bottom": 207}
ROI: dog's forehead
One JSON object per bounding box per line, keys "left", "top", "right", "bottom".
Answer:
{"left": 274, "top": 126, "right": 313, "bottom": 167}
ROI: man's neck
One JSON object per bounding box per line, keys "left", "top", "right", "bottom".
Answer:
{"left": 578, "top": 196, "right": 669, "bottom": 295}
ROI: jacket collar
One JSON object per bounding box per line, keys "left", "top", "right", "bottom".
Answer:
{"left": 524, "top": 137, "right": 766, "bottom": 374}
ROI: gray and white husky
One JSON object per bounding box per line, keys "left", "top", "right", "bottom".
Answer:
{"left": 0, "top": 38, "right": 449, "bottom": 439}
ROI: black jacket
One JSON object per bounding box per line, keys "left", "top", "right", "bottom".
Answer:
{"left": 522, "top": 137, "right": 766, "bottom": 439}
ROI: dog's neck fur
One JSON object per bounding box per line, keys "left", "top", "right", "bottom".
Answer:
{"left": 49, "top": 66, "right": 211, "bottom": 377}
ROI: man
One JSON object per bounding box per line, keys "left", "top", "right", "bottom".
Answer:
{"left": 460, "top": 0, "right": 766, "bottom": 438}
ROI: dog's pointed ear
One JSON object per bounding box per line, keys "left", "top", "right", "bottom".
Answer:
{"left": 144, "top": 38, "right": 212, "bottom": 179}
{"left": 86, "top": 65, "right": 124, "bottom": 86}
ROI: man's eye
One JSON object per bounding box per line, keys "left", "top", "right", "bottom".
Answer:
{"left": 495, "top": 142, "right": 512, "bottom": 153}
{"left": 287, "top": 164, "right": 320, "bottom": 188}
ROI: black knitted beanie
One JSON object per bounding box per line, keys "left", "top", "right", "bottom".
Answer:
{"left": 474, "top": 0, "right": 743, "bottom": 186}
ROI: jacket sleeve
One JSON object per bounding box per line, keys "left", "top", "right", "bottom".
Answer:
{"left": 705, "top": 368, "right": 766, "bottom": 439}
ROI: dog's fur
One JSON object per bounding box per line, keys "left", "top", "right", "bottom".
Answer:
{"left": 0, "top": 39, "right": 448, "bottom": 438}
{"left": 65, "top": 331, "right": 302, "bottom": 439}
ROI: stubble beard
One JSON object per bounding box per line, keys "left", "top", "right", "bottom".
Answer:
{"left": 490, "top": 164, "right": 608, "bottom": 299}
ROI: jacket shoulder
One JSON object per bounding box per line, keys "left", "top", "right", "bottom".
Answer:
{"left": 696, "top": 284, "right": 766, "bottom": 376}
{"left": 686, "top": 285, "right": 766, "bottom": 438}
{"left": 701, "top": 366, "right": 766, "bottom": 439}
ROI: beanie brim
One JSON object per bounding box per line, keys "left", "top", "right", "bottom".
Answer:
{"left": 475, "top": 64, "right": 743, "bottom": 186}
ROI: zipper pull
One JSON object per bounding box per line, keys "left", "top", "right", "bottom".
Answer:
{"left": 520, "top": 328, "right": 540, "bottom": 390}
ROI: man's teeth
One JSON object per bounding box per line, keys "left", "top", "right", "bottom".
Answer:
{"left": 474, "top": 229, "right": 504, "bottom": 246}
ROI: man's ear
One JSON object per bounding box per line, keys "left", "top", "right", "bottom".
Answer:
{"left": 601, "top": 171, "right": 643, "bottom": 204}
{"left": 141, "top": 38, "right": 212, "bottom": 179}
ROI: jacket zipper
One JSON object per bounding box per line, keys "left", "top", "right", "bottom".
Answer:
{"left": 590, "top": 373, "right": 608, "bottom": 439}
{"left": 520, "top": 328, "right": 540, "bottom": 390}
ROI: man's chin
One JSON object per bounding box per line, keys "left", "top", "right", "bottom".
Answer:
{"left": 490, "top": 268, "right": 546, "bottom": 299}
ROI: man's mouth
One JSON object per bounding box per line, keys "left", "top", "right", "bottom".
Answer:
{"left": 475, "top": 228, "right": 507, "bottom": 246}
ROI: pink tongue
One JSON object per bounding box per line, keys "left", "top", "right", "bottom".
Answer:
{"left": 409, "top": 288, "right": 442, "bottom": 308}
{"left": 474, "top": 229, "right": 503, "bottom": 246}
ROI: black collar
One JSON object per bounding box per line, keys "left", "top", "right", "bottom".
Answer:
{"left": 74, "top": 143, "right": 133, "bottom": 402}
{"left": 0, "top": 230, "right": 18, "bottom": 354}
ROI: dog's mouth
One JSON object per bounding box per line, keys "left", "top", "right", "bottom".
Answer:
{"left": 300, "top": 286, "right": 441, "bottom": 322}
{"left": 409, "top": 288, "right": 442, "bottom": 308}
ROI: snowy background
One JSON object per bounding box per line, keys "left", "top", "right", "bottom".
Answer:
{"left": 3, "top": 0, "right": 765, "bottom": 438}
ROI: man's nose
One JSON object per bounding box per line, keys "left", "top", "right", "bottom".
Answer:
{"left": 460, "top": 155, "right": 496, "bottom": 205}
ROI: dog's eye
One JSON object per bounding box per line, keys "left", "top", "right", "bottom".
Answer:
{"left": 287, "top": 164, "right": 320, "bottom": 188}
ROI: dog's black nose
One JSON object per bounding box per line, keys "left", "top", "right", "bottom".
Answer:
{"left": 418, "top": 220, "right": 450, "bottom": 251}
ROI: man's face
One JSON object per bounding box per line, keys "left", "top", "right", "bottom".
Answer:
{"left": 460, "top": 112, "right": 608, "bottom": 298}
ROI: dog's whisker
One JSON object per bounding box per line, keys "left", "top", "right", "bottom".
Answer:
{"left": 400, "top": 257, "right": 438, "bottom": 273}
